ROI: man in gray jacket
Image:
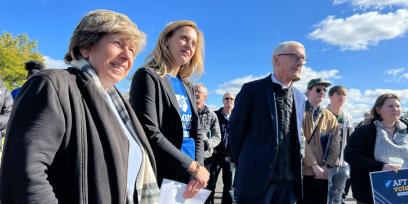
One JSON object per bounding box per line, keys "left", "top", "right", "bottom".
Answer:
{"left": 193, "top": 83, "right": 221, "bottom": 204}
{"left": 0, "top": 79, "right": 13, "bottom": 162}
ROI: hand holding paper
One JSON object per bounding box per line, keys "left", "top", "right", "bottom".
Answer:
{"left": 159, "top": 179, "right": 211, "bottom": 204}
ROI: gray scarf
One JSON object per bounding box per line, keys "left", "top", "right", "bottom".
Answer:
{"left": 70, "top": 59, "right": 159, "bottom": 204}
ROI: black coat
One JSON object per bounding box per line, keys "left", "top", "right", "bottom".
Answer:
{"left": 229, "top": 75, "right": 305, "bottom": 200}
{"left": 0, "top": 68, "right": 156, "bottom": 204}
{"left": 344, "top": 122, "right": 384, "bottom": 204}
{"left": 129, "top": 67, "right": 203, "bottom": 185}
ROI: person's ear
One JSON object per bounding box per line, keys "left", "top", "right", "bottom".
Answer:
{"left": 79, "top": 47, "right": 90, "bottom": 59}
{"left": 273, "top": 56, "right": 279, "bottom": 66}
{"left": 376, "top": 107, "right": 381, "bottom": 115}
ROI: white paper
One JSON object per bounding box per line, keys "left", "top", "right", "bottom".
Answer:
{"left": 159, "top": 178, "right": 211, "bottom": 204}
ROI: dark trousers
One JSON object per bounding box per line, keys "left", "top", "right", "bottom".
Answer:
{"left": 236, "top": 182, "right": 297, "bottom": 204}
{"left": 302, "top": 175, "right": 328, "bottom": 204}
{"left": 342, "top": 178, "right": 351, "bottom": 201}
{"left": 206, "top": 153, "right": 235, "bottom": 204}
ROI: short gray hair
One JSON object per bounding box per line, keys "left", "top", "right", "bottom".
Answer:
{"left": 272, "top": 41, "right": 305, "bottom": 57}
{"left": 193, "top": 83, "right": 208, "bottom": 95}
{"left": 65, "top": 9, "right": 146, "bottom": 63}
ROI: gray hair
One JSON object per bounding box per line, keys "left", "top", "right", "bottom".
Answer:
{"left": 272, "top": 41, "right": 305, "bottom": 57}
{"left": 193, "top": 83, "right": 208, "bottom": 95}
{"left": 65, "top": 9, "right": 146, "bottom": 63}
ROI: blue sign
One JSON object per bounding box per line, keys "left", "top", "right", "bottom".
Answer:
{"left": 370, "top": 168, "right": 408, "bottom": 204}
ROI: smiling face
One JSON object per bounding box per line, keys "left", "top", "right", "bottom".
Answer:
{"left": 80, "top": 33, "right": 136, "bottom": 89}
{"left": 167, "top": 26, "right": 198, "bottom": 69}
{"left": 307, "top": 84, "right": 328, "bottom": 107}
{"left": 273, "top": 44, "right": 306, "bottom": 85}
{"left": 377, "top": 98, "right": 401, "bottom": 124}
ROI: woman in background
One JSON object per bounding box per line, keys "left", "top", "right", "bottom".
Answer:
{"left": 345, "top": 93, "right": 408, "bottom": 204}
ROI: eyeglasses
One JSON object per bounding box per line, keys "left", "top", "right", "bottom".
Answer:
{"left": 278, "top": 53, "right": 307, "bottom": 64}
{"left": 315, "top": 87, "right": 327, "bottom": 94}
{"left": 224, "top": 97, "right": 234, "bottom": 101}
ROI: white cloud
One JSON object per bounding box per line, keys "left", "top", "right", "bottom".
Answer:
{"left": 333, "top": 0, "right": 408, "bottom": 9}
{"left": 293, "top": 67, "right": 340, "bottom": 92}
{"left": 212, "top": 74, "right": 267, "bottom": 95}
{"left": 43, "top": 56, "right": 68, "bottom": 69}
{"left": 344, "top": 88, "right": 408, "bottom": 122}
{"left": 384, "top": 68, "right": 408, "bottom": 83}
{"left": 309, "top": 9, "right": 408, "bottom": 51}
{"left": 211, "top": 67, "right": 408, "bottom": 123}
{"left": 212, "top": 66, "right": 340, "bottom": 96}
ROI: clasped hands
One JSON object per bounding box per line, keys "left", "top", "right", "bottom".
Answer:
{"left": 183, "top": 161, "right": 210, "bottom": 199}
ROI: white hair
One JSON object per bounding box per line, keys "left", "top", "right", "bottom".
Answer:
{"left": 272, "top": 41, "right": 305, "bottom": 57}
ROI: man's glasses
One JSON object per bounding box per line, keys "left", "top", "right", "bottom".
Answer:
{"left": 224, "top": 97, "right": 234, "bottom": 101}
{"left": 315, "top": 87, "right": 327, "bottom": 94}
{"left": 278, "top": 53, "right": 307, "bottom": 64}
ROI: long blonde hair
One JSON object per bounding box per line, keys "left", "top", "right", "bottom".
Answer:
{"left": 145, "top": 20, "right": 204, "bottom": 80}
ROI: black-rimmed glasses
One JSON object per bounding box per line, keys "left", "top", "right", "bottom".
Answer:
{"left": 224, "top": 97, "right": 234, "bottom": 101}
{"left": 278, "top": 53, "right": 307, "bottom": 64}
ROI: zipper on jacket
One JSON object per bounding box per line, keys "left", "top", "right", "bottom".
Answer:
{"left": 273, "top": 93, "right": 279, "bottom": 143}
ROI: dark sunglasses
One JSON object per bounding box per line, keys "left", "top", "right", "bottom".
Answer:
{"left": 224, "top": 97, "right": 234, "bottom": 101}
{"left": 315, "top": 87, "right": 327, "bottom": 93}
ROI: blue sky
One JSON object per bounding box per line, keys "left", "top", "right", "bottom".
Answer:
{"left": 1, "top": 0, "right": 408, "bottom": 122}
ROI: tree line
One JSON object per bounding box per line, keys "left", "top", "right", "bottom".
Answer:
{"left": 0, "top": 32, "right": 44, "bottom": 90}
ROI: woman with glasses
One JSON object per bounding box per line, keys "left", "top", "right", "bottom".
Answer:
{"left": 345, "top": 93, "right": 408, "bottom": 204}
{"left": 129, "top": 20, "right": 209, "bottom": 199}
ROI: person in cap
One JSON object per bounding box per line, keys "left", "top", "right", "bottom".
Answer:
{"left": 302, "top": 78, "right": 340, "bottom": 204}
{"left": 230, "top": 41, "right": 307, "bottom": 203}
{"left": 11, "top": 60, "right": 45, "bottom": 99}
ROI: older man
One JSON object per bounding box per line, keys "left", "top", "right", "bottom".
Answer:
{"left": 230, "top": 41, "right": 307, "bottom": 203}
{"left": 302, "top": 78, "right": 340, "bottom": 204}
{"left": 0, "top": 79, "right": 13, "bottom": 163}
{"left": 193, "top": 84, "right": 221, "bottom": 204}
{"left": 212, "top": 92, "right": 236, "bottom": 204}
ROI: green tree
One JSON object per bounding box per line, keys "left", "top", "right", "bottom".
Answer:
{"left": 0, "top": 32, "right": 44, "bottom": 90}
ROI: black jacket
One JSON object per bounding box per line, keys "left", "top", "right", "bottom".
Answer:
{"left": 129, "top": 67, "right": 203, "bottom": 184}
{"left": 214, "top": 108, "right": 230, "bottom": 154}
{"left": 0, "top": 68, "right": 156, "bottom": 204}
{"left": 344, "top": 122, "right": 384, "bottom": 204}
{"left": 229, "top": 75, "right": 305, "bottom": 199}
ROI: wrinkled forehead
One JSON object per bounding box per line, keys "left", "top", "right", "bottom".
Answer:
{"left": 224, "top": 93, "right": 235, "bottom": 98}
{"left": 284, "top": 44, "right": 305, "bottom": 56}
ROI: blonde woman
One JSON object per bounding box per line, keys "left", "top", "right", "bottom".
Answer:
{"left": 130, "top": 20, "right": 209, "bottom": 199}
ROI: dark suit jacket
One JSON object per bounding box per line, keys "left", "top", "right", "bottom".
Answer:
{"left": 230, "top": 75, "right": 306, "bottom": 199}
{"left": 129, "top": 67, "right": 203, "bottom": 184}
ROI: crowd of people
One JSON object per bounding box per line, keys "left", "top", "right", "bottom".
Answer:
{"left": 0, "top": 9, "right": 407, "bottom": 204}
